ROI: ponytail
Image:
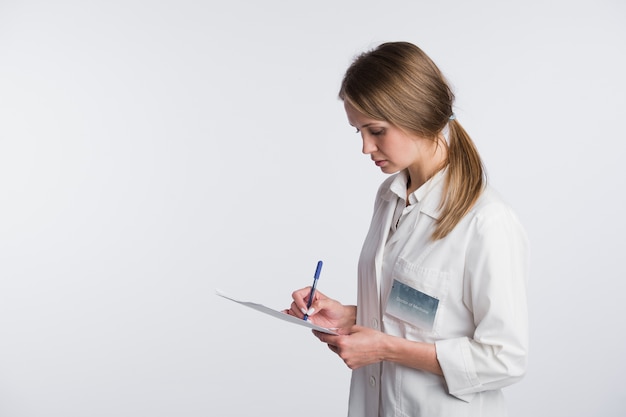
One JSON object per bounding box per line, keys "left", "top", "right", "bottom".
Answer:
{"left": 434, "top": 119, "right": 485, "bottom": 240}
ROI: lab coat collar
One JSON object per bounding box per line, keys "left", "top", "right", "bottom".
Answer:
{"left": 382, "top": 168, "right": 447, "bottom": 221}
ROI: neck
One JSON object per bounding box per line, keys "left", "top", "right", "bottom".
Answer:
{"left": 406, "top": 139, "right": 447, "bottom": 195}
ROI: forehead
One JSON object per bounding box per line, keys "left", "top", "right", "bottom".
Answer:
{"left": 343, "top": 101, "right": 385, "bottom": 127}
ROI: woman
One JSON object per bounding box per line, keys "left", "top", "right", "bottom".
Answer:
{"left": 286, "top": 42, "right": 529, "bottom": 416}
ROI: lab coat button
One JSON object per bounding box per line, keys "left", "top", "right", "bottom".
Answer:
{"left": 371, "top": 318, "right": 379, "bottom": 329}
{"left": 369, "top": 376, "right": 376, "bottom": 387}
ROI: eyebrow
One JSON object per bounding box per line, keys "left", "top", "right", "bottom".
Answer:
{"left": 353, "top": 122, "right": 379, "bottom": 129}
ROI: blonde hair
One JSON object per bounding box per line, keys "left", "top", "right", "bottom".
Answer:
{"left": 339, "top": 42, "right": 485, "bottom": 240}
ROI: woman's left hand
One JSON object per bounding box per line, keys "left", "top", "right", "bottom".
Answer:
{"left": 313, "top": 325, "right": 388, "bottom": 370}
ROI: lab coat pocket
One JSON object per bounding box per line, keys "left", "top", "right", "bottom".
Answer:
{"left": 383, "top": 257, "right": 450, "bottom": 337}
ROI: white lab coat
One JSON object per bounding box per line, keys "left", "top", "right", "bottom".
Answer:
{"left": 348, "top": 170, "right": 529, "bottom": 417}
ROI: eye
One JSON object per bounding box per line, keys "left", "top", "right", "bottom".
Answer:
{"left": 370, "top": 128, "right": 385, "bottom": 136}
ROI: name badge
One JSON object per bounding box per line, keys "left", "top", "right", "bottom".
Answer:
{"left": 386, "top": 279, "right": 439, "bottom": 331}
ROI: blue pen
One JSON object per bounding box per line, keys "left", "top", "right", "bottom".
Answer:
{"left": 303, "top": 260, "right": 323, "bottom": 321}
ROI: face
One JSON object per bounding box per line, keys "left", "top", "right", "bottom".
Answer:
{"left": 344, "top": 101, "right": 437, "bottom": 176}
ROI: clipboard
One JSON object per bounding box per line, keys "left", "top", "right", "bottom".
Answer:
{"left": 216, "top": 289, "right": 339, "bottom": 335}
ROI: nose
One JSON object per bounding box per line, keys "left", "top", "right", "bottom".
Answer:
{"left": 361, "top": 134, "right": 377, "bottom": 155}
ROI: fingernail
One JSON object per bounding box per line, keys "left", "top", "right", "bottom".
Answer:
{"left": 307, "top": 307, "right": 315, "bottom": 315}
{"left": 301, "top": 307, "right": 308, "bottom": 315}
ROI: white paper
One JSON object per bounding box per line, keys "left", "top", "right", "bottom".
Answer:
{"left": 215, "top": 289, "right": 339, "bottom": 335}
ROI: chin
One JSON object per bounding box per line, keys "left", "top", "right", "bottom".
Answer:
{"left": 380, "top": 167, "right": 400, "bottom": 174}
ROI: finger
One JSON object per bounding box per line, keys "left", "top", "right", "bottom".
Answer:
{"left": 283, "top": 308, "right": 301, "bottom": 317}
{"left": 287, "top": 301, "right": 303, "bottom": 318}
{"left": 291, "top": 289, "right": 309, "bottom": 313}
{"left": 314, "top": 331, "right": 340, "bottom": 347}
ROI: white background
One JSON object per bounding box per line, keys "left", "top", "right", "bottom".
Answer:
{"left": 1, "top": 1, "right": 625, "bottom": 416}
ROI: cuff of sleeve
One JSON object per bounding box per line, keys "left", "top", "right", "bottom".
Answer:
{"left": 435, "top": 337, "right": 481, "bottom": 403}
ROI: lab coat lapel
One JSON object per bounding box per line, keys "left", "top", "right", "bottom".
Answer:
{"left": 372, "top": 189, "right": 397, "bottom": 298}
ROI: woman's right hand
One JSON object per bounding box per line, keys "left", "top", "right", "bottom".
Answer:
{"left": 284, "top": 287, "right": 355, "bottom": 330}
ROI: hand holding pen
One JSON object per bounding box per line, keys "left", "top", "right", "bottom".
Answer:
{"left": 284, "top": 261, "right": 354, "bottom": 329}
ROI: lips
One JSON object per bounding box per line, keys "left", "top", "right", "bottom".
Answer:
{"left": 374, "top": 160, "right": 386, "bottom": 167}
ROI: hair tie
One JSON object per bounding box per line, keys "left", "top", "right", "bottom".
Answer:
{"left": 449, "top": 113, "right": 456, "bottom": 121}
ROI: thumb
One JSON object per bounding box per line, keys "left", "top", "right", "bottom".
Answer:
{"left": 309, "top": 296, "right": 334, "bottom": 313}
{"left": 335, "top": 325, "right": 357, "bottom": 336}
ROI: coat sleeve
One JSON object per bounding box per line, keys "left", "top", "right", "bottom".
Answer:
{"left": 435, "top": 202, "right": 529, "bottom": 402}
